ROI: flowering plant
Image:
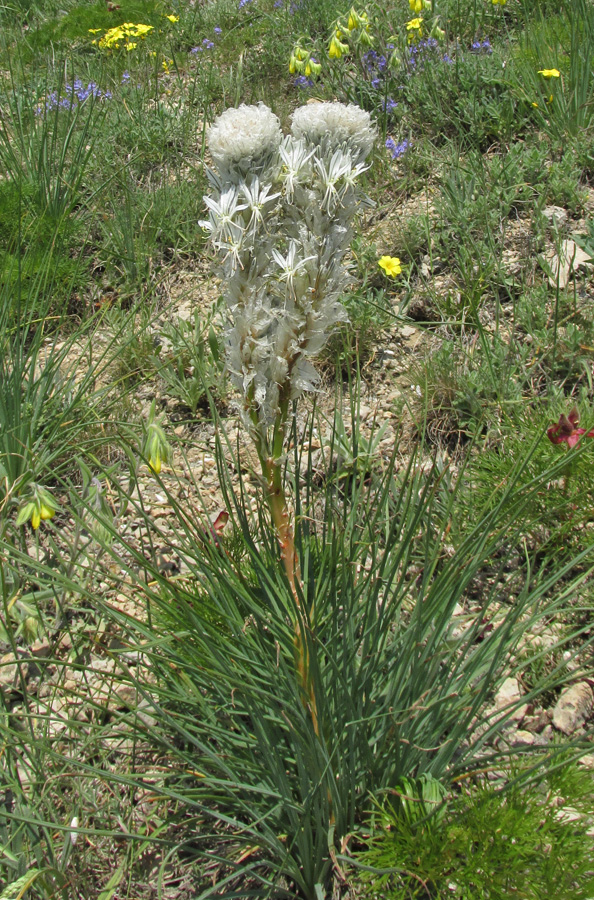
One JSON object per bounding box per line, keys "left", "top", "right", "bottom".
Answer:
{"left": 201, "top": 100, "right": 375, "bottom": 730}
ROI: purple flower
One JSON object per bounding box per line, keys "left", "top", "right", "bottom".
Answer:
{"left": 385, "top": 137, "right": 410, "bottom": 160}
{"left": 191, "top": 46, "right": 200, "bottom": 53}
{"left": 214, "top": 26, "right": 222, "bottom": 33}
{"left": 471, "top": 38, "right": 492, "bottom": 54}
{"left": 121, "top": 71, "right": 131, "bottom": 83}
{"left": 381, "top": 97, "right": 398, "bottom": 112}
{"left": 202, "top": 38, "right": 214, "bottom": 48}
{"left": 371, "top": 77, "right": 381, "bottom": 89}
{"left": 239, "top": 0, "right": 253, "bottom": 8}
{"left": 294, "top": 75, "right": 314, "bottom": 88}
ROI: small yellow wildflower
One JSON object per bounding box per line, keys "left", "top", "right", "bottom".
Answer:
{"left": 491, "top": 0, "right": 507, "bottom": 6}
{"left": 532, "top": 101, "right": 539, "bottom": 108}
{"left": 329, "top": 33, "right": 349, "bottom": 58}
{"left": 165, "top": 14, "right": 179, "bottom": 23}
{"left": 16, "top": 486, "right": 59, "bottom": 530}
{"left": 538, "top": 68, "right": 560, "bottom": 78}
{"left": 378, "top": 256, "right": 402, "bottom": 277}
{"left": 406, "top": 17, "right": 423, "bottom": 30}
{"left": 126, "top": 42, "right": 137, "bottom": 50}
{"left": 134, "top": 24, "right": 154, "bottom": 36}
{"left": 409, "top": 0, "right": 423, "bottom": 12}
{"left": 88, "top": 28, "right": 102, "bottom": 33}
{"left": 149, "top": 450, "right": 162, "bottom": 475}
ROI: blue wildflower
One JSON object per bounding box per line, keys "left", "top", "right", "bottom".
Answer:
{"left": 385, "top": 137, "right": 410, "bottom": 160}
{"left": 294, "top": 75, "right": 314, "bottom": 88}
{"left": 214, "top": 26, "right": 222, "bottom": 33}
{"left": 381, "top": 97, "right": 398, "bottom": 112}
{"left": 122, "top": 71, "right": 131, "bottom": 83}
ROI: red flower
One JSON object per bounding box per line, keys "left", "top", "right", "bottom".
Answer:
{"left": 547, "top": 408, "right": 594, "bottom": 448}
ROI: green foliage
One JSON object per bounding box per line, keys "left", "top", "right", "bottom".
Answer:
{"left": 158, "top": 310, "right": 226, "bottom": 415}
{"left": 60, "top": 408, "right": 594, "bottom": 898}
{"left": 353, "top": 765, "right": 594, "bottom": 899}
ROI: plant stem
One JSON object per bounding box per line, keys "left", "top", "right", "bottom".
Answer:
{"left": 252, "top": 403, "right": 321, "bottom": 740}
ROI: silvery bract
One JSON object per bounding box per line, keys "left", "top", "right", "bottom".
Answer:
{"left": 201, "top": 101, "right": 376, "bottom": 433}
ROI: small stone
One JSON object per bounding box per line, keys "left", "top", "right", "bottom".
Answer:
{"left": 543, "top": 205, "right": 568, "bottom": 228}
{"left": 494, "top": 677, "right": 522, "bottom": 710}
{"left": 511, "top": 730, "right": 535, "bottom": 746}
{"left": 552, "top": 682, "right": 594, "bottom": 735}
{"left": 0, "top": 653, "right": 18, "bottom": 687}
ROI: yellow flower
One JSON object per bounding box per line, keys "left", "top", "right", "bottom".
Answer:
{"left": 538, "top": 68, "right": 560, "bottom": 78}
{"left": 134, "top": 24, "right": 154, "bottom": 36}
{"left": 165, "top": 14, "right": 179, "bottom": 22}
{"left": 329, "top": 34, "right": 349, "bottom": 58}
{"left": 378, "top": 256, "right": 402, "bottom": 277}
{"left": 406, "top": 17, "right": 423, "bottom": 30}
{"left": 39, "top": 503, "right": 55, "bottom": 522}
{"left": 532, "top": 101, "right": 539, "bottom": 108}
{"left": 16, "top": 486, "right": 59, "bottom": 530}
{"left": 126, "top": 42, "right": 137, "bottom": 50}
{"left": 88, "top": 28, "right": 102, "bottom": 33}
{"left": 409, "top": 0, "right": 423, "bottom": 12}
{"left": 491, "top": 0, "right": 507, "bottom": 5}
{"left": 149, "top": 450, "right": 162, "bottom": 475}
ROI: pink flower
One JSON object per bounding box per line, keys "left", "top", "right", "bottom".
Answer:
{"left": 547, "top": 408, "right": 594, "bottom": 448}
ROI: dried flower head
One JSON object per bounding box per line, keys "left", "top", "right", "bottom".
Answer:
{"left": 208, "top": 103, "right": 283, "bottom": 182}
{"left": 290, "top": 101, "right": 376, "bottom": 162}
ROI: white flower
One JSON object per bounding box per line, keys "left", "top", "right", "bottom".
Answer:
{"left": 278, "top": 136, "right": 315, "bottom": 202}
{"left": 208, "top": 103, "right": 282, "bottom": 182}
{"left": 270, "top": 242, "right": 317, "bottom": 297}
{"left": 314, "top": 148, "right": 355, "bottom": 212}
{"left": 240, "top": 178, "right": 281, "bottom": 234}
{"left": 291, "top": 102, "right": 376, "bottom": 162}
{"left": 199, "top": 187, "right": 246, "bottom": 243}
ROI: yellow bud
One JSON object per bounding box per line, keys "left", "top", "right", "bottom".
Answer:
{"left": 289, "top": 55, "right": 297, "bottom": 73}
{"left": 39, "top": 503, "right": 55, "bottom": 521}
{"left": 304, "top": 62, "right": 312, "bottom": 75}
{"left": 31, "top": 508, "right": 41, "bottom": 530}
